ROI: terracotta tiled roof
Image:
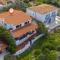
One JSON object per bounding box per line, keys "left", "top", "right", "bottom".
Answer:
{"left": 12, "top": 23, "right": 38, "bottom": 38}
{"left": 28, "top": 4, "right": 57, "bottom": 14}
{"left": 0, "top": 10, "right": 31, "bottom": 25}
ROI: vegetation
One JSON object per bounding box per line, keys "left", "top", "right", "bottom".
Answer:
{"left": 0, "top": 26, "right": 16, "bottom": 53}
{"left": 16, "top": 21, "right": 60, "bottom": 60}
{"left": 3, "top": 31, "right": 16, "bottom": 53}
{"left": 35, "top": 0, "right": 43, "bottom": 5}
{"left": 36, "top": 21, "right": 48, "bottom": 35}
{"left": 35, "top": 0, "right": 60, "bottom": 7}
{"left": 15, "top": 1, "right": 28, "bottom": 11}
{"left": 0, "top": 0, "right": 32, "bottom": 13}
{"left": 0, "top": 3, "right": 17, "bottom": 13}
{"left": 0, "top": 0, "right": 60, "bottom": 60}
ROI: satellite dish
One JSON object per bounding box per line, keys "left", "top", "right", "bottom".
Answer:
{"left": 9, "top": 8, "right": 14, "bottom": 14}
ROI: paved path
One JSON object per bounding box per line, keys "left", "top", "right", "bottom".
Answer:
{"left": 0, "top": 51, "right": 9, "bottom": 60}
{"left": 56, "top": 52, "right": 60, "bottom": 60}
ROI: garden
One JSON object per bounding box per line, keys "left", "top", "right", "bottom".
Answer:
{"left": 16, "top": 25, "right": 60, "bottom": 60}
{"left": 3, "top": 21, "right": 60, "bottom": 60}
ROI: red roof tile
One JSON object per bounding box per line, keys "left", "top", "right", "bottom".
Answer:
{"left": 0, "top": 10, "right": 31, "bottom": 25}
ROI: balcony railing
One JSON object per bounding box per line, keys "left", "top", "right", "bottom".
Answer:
{"left": 15, "top": 31, "right": 36, "bottom": 46}
{"left": 15, "top": 41, "right": 30, "bottom": 55}
{"left": 15, "top": 34, "right": 44, "bottom": 56}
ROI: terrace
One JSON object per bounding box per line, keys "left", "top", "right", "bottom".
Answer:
{"left": 15, "top": 30, "right": 36, "bottom": 46}
{"left": 15, "top": 40, "right": 30, "bottom": 56}
{"left": 45, "top": 16, "right": 60, "bottom": 32}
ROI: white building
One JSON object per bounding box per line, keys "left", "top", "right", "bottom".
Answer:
{"left": 0, "top": 9, "right": 32, "bottom": 30}
{"left": 0, "top": 9, "right": 38, "bottom": 55}
{"left": 26, "top": 4, "right": 58, "bottom": 27}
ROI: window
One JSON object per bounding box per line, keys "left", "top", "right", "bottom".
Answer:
{"left": 9, "top": 28, "right": 13, "bottom": 30}
{"left": 16, "top": 25, "right": 20, "bottom": 28}
{"left": 15, "top": 38, "right": 18, "bottom": 40}
{"left": 5, "top": 23, "right": 7, "bottom": 26}
{"left": 51, "top": 12, "right": 56, "bottom": 17}
{"left": 28, "top": 32, "right": 32, "bottom": 35}
{"left": 45, "top": 14, "right": 50, "bottom": 20}
{"left": 32, "top": 30, "right": 35, "bottom": 33}
{"left": 19, "top": 34, "right": 26, "bottom": 40}
{"left": 28, "top": 21, "right": 29, "bottom": 23}
{"left": 20, "top": 24, "right": 21, "bottom": 27}
{"left": 45, "top": 14, "right": 51, "bottom": 24}
{"left": 25, "top": 22, "right": 28, "bottom": 25}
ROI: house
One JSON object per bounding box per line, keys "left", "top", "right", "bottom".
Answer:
{"left": 7, "top": 0, "right": 16, "bottom": 4}
{"left": 0, "top": 0, "right": 7, "bottom": 5}
{"left": 0, "top": 0, "right": 15, "bottom": 5}
{"left": 0, "top": 8, "right": 38, "bottom": 55}
{"left": 26, "top": 4, "right": 58, "bottom": 27}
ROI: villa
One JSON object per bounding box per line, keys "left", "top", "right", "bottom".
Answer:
{"left": 0, "top": 0, "right": 7, "bottom": 5}
{"left": 0, "top": 8, "right": 38, "bottom": 55}
{"left": 0, "top": 0, "right": 15, "bottom": 5}
{"left": 26, "top": 4, "right": 58, "bottom": 27}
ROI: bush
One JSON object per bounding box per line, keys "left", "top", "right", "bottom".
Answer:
{"left": 15, "top": 1, "right": 28, "bottom": 11}
{"left": 3, "top": 31, "right": 16, "bottom": 53}
{"left": 36, "top": 21, "right": 48, "bottom": 35}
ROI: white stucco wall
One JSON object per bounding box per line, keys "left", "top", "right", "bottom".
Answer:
{"left": 0, "top": 19, "right": 4, "bottom": 26}
{"left": 15, "top": 35, "right": 31, "bottom": 46}
{"left": 2, "top": 19, "right": 32, "bottom": 30}
{"left": 35, "top": 12, "right": 45, "bottom": 22}
{"left": 26, "top": 8, "right": 35, "bottom": 17}
{"left": 12, "top": 25, "right": 16, "bottom": 30}
{"left": 26, "top": 8, "right": 45, "bottom": 22}
{"left": 26, "top": 8, "right": 58, "bottom": 25}
{"left": 15, "top": 41, "right": 30, "bottom": 56}
{"left": 4, "top": 24, "right": 13, "bottom": 30}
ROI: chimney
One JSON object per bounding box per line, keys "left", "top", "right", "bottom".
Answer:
{"left": 9, "top": 8, "right": 14, "bottom": 15}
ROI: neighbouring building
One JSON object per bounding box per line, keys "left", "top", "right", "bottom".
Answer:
{"left": 0, "top": 0, "right": 15, "bottom": 5}
{"left": 0, "top": 8, "right": 38, "bottom": 55}
{"left": 7, "top": 0, "right": 16, "bottom": 4}
{"left": 0, "top": 41, "right": 7, "bottom": 54}
{"left": 0, "top": 0, "right": 7, "bottom": 5}
{"left": 26, "top": 4, "right": 58, "bottom": 27}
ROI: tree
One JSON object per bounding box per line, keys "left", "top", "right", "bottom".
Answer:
{"left": 0, "top": 26, "right": 6, "bottom": 39}
{"left": 3, "top": 31, "right": 16, "bottom": 53}
{"left": 36, "top": 21, "right": 48, "bottom": 35}
{"left": 35, "top": 0, "right": 60, "bottom": 7}
{"left": 15, "top": 0, "right": 28, "bottom": 11}
{"left": 47, "top": 50, "right": 57, "bottom": 60}
{"left": 0, "top": 26, "right": 16, "bottom": 53}
{"left": 35, "top": 0, "right": 43, "bottom": 5}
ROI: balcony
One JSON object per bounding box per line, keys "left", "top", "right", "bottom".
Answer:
{"left": 15, "top": 30, "right": 36, "bottom": 46}
{"left": 15, "top": 41, "right": 30, "bottom": 55}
